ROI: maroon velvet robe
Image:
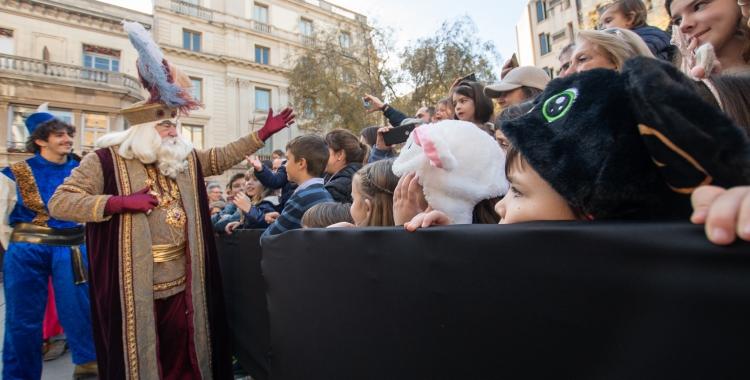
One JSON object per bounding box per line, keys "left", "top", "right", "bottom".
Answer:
{"left": 86, "top": 148, "right": 233, "bottom": 379}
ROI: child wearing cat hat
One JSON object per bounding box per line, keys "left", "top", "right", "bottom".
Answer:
{"left": 406, "top": 56, "right": 750, "bottom": 231}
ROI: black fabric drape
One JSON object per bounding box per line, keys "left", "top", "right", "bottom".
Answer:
{"left": 253, "top": 221, "right": 750, "bottom": 379}
{"left": 216, "top": 229, "right": 270, "bottom": 380}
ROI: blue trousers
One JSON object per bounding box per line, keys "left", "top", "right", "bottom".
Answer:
{"left": 2, "top": 242, "right": 96, "bottom": 380}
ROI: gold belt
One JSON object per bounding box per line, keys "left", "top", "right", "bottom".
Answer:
{"left": 152, "top": 242, "right": 186, "bottom": 263}
{"left": 10, "top": 223, "right": 85, "bottom": 246}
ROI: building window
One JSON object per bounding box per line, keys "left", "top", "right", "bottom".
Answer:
{"left": 542, "top": 67, "right": 555, "bottom": 79}
{"left": 254, "top": 4, "right": 268, "bottom": 23}
{"left": 181, "top": 0, "right": 198, "bottom": 4}
{"left": 302, "top": 98, "right": 314, "bottom": 118}
{"left": 183, "top": 30, "right": 201, "bottom": 52}
{"left": 82, "top": 113, "right": 108, "bottom": 152}
{"left": 255, "top": 46, "right": 269, "bottom": 64}
{"left": 340, "top": 32, "right": 350, "bottom": 49}
{"left": 0, "top": 28, "right": 14, "bottom": 55}
{"left": 181, "top": 124, "right": 203, "bottom": 149}
{"left": 255, "top": 89, "right": 270, "bottom": 111}
{"left": 190, "top": 78, "right": 202, "bottom": 102}
{"left": 536, "top": 1, "right": 547, "bottom": 22}
{"left": 83, "top": 54, "right": 119, "bottom": 72}
{"left": 539, "top": 33, "right": 551, "bottom": 55}
{"left": 342, "top": 68, "right": 352, "bottom": 83}
{"left": 567, "top": 23, "right": 574, "bottom": 42}
{"left": 300, "top": 19, "right": 312, "bottom": 36}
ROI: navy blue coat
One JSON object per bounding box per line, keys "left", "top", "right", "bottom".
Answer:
{"left": 632, "top": 26, "right": 673, "bottom": 62}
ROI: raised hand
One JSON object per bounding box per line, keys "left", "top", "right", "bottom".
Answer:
{"left": 392, "top": 172, "right": 424, "bottom": 225}
{"left": 246, "top": 155, "right": 263, "bottom": 172}
{"left": 233, "top": 191, "right": 252, "bottom": 213}
{"left": 104, "top": 187, "right": 158, "bottom": 215}
{"left": 363, "top": 93, "right": 385, "bottom": 113}
{"left": 448, "top": 77, "right": 463, "bottom": 98}
{"left": 258, "top": 108, "right": 295, "bottom": 141}
{"left": 375, "top": 126, "right": 395, "bottom": 151}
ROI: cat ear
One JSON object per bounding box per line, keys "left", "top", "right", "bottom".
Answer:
{"left": 413, "top": 127, "right": 457, "bottom": 171}
{"left": 623, "top": 56, "right": 750, "bottom": 192}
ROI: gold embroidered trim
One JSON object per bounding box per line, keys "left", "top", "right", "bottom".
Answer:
{"left": 153, "top": 274, "right": 186, "bottom": 291}
{"left": 9, "top": 161, "right": 50, "bottom": 226}
{"left": 112, "top": 147, "right": 140, "bottom": 379}
{"left": 92, "top": 195, "right": 106, "bottom": 222}
{"left": 58, "top": 184, "right": 89, "bottom": 195}
{"left": 209, "top": 148, "right": 219, "bottom": 176}
{"left": 250, "top": 131, "right": 263, "bottom": 149}
{"left": 188, "top": 152, "right": 213, "bottom": 372}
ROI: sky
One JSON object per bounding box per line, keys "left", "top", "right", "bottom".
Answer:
{"left": 97, "top": 0, "right": 527, "bottom": 78}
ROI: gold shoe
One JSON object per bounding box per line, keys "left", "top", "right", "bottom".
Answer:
{"left": 72, "top": 360, "right": 98, "bottom": 379}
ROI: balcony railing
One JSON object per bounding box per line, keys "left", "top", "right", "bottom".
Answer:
{"left": 170, "top": 0, "right": 213, "bottom": 20}
{"left": 0, "top": 53, "right": 143, "bottom": 96}
{"left": 253, "top": 21, "right": 271, "bottom": 34}
{"left": 301, "top": 35, "right": 315, "bottom": 45}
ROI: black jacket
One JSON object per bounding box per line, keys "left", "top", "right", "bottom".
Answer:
{"left": 383, "top": 105, "right": 408, "bottom": 128}
{"left": 632, "top": 26, "right": 673, "bottom": 62}
{"left": 323, "top": 163, "right": 362, "bottom": 204}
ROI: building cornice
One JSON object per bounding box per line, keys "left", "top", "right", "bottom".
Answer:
{"left": 161, "top": 45, "right": 290, "bottom": 75}
{"left": 0, "top": 75, "right": 143, "bottom": 103}
{"left": 0, "top": 0, "right": 151, "bottom": 37}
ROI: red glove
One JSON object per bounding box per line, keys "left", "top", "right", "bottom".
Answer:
{"left": 104, "top": 187, "right": 158, "bottom": 215}
{"left": 257, "top": 108, "right": 295, "bottom": 141}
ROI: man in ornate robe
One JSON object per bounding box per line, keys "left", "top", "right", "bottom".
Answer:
{"left": 1, "top": 107, "right": 97, "bottom": 380}
{"left": 49, "top": 103, "right": 294, "bottom": 379}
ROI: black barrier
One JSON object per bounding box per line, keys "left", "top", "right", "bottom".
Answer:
{"left": 216, "top": 229, "right": 270, "bottom": 380}
{"left": 259, "top": 221, "right": 750, "bottom": 379}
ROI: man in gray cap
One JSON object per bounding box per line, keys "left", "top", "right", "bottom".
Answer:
{"left": 484, "top": 66, "right": 550, "bottom": 109}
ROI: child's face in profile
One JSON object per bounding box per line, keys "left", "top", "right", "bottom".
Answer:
{"left": 599, "top": 4, "right": 631, "bottom": 30}
{"left": 350, "top": 174, "right": 370, "bottom": 226}
{"left": 495, "top": 162, "right": 578, "bottom": 224}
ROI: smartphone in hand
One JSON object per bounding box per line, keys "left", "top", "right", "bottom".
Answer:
{"left": 383, "top": 123, "right": 419, "bottom": 146}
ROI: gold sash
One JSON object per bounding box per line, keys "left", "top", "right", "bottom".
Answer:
{"left": 152, "top": 242, "right": 186, "bottom": 263}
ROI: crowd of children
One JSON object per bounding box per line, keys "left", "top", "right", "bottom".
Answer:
{"left": 206, "top": 0, "right": 750, "bottom": 247}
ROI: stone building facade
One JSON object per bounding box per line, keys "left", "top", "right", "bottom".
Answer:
{"left": 0, "top": 0, "right": 150, "bottom": 168}
{"left": 0, "top": 0, "right": 366, "bottom": 184}
{"left": 153, "top": 0, "right": 366, "bottom": 183}
{"left": 516, "top": 0, "right": 670, "bottom": 77}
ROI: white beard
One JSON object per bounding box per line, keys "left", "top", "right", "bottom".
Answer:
{"left": 97, "top": 121, "right": 194, "bottom": 179}
{"left": 156, "top": 136, "right": 192, "bottom": 179}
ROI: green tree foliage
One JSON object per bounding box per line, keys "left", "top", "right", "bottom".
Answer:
{"left": 285, "top": 21, "right": 399, "bottom": 133}
{"left": 394, "top": 15, "right": 500, "bottom": 116}
{"left": 285, "top": 15, "right": 499, "bottom": 132}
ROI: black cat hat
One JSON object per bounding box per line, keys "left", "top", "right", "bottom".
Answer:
{"left": 500, "top": 56, "right": 750, "bottom": 220}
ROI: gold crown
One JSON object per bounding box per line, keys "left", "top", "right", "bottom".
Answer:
{"left": 119, "top": 103, "right": 178, "bottom": 126}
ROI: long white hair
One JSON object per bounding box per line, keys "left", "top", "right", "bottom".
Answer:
{"left": 97, "top": 121, "right": 194, "bottom": 178}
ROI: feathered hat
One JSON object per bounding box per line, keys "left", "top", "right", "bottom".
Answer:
{"left": 119, "top": 21, "right": 201, "bottom": 125}
{"left": 500, "top": 56, "right": 750, "bottom": 221}
{"left": 25, "top": 103, "right": 55, "bottom": 134}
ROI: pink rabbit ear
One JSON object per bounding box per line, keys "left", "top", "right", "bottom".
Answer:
{"left": 413, "top": 126, "right": 443, "bottom": 168}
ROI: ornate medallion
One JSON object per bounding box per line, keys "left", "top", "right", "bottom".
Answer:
{"left": 145, "top": 166, "right": 187, "bottom": 228}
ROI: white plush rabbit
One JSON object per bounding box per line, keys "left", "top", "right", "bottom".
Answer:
{"left": 392, "top": 120, "right": 509, "bottom": 224}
